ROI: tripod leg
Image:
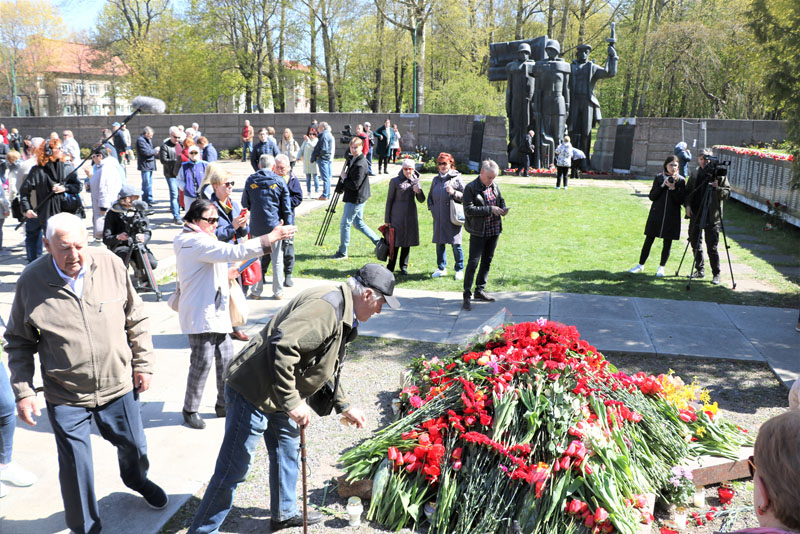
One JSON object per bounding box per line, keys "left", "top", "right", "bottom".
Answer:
{"left": 718, "top": 219, "right": 737, "bottom": 290}
{"left": 675, "top": 240, "right": 691, "bottom": 277}
{"left": 140, "top": 247, "right": 161, "bottom": 300}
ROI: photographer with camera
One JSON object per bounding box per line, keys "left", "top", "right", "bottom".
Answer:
{"left": 103, "top": 184, "right": 158, "bottom": 288}
{"left": 628, "top": 155, "right": 687, "bottom": 277}
{"left": 685, "top": 149, "right": 731, "bottom": 285}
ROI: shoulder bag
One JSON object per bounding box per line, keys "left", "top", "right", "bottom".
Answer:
{"left": 449, "top": 196, "right": 465, "bottom": 226}
{"left": 229, "top": 278, "right": 248, "bottom": 327}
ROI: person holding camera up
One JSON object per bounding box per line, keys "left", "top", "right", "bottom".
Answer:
{"left": 628, "top": 155, "right": 687, "bottom": 277}
{"left": 103, "top": 184, "right": 158, "bottom": 288}
{"left": 685, "top": 149, "right": 731, "bottom": 285}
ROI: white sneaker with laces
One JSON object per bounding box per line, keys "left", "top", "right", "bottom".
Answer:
{"left": 628, "top": 264, "right": 644, "bottom": 274}
{"left": 454, "top": 270, "right": 464, "bottom": 280}
{"left": 431, "top": 269, "right": 447, "bottom": 278}
{"left": 0, "top": 462, "right": 37, "bottom": 487}
{"left": 656, "top": 266, "right": 665, "bottom": 277}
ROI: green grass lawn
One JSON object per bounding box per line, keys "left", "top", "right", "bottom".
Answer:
{"left": 290, "top": 178, "right": 800, "bottom": 308}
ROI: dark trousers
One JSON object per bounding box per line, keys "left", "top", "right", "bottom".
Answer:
{"left": 689, "top": 224, "right": 721, "bottom": 275}
{"left": 46, "top": 390, "right": 149, "bottom": 534}
{"left": 262, "top": 237, "right": 295, "bottom": 276}
{"left": 113, "top": 245, "right": 158, "bottom": 282}
{"left": 25, "top": 217, "right": 43, "bottom": 263}
{"left": 378, "top": 156, "right": 390, "bottom": 173}
{"left": 556, "top": 166, "right": 569, "bottom": 187}
{"left": 387, "top": 246, "right": 410, "bottom": 272}
{"left": 638, "top": 235, "right": 673, "bottom": 266}
{"left": 463, "top": 234, "right": 499, "bottom": 297}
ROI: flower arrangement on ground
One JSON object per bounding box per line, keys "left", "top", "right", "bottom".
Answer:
{"left": 341, "top": 319, "right": 753, "bottom": 533}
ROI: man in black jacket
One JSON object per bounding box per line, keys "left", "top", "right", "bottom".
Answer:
{"left": 333, "top": 137, "right": 380, "bottom": 259}
{"left": 684, "top": 149, "right": 731, "bottom": 284}
{"left": 461, "top": 159, "right": 509, "bottom": 310}
{"left": 250, "top": 128, "right": 279, "bottom": 171}
{"left": 159, "top": 126, "right": 183, "bottom": 223}
{"left": 136, "top": 126, "right": 158, "bottom": 207}
{"left": 103, "top": 184, "right": 158, "bottom": 287}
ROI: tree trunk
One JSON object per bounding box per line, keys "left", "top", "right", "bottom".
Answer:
{"left": 372, "top": 1, "right": 385, "bottom": 112}
{"left": 547, "top": 0, "right": 555, "bottom": 36}
{"left": 415, "top": 21, "right": 426, "bottom": 113}
{"left": 321, "top": 23, "right": 337, "bottom": 111}
{"left": 309, "top": 3, "right": 318, "bottom": 112}
{"left": 265, "top": 18, "right": 281, "bottom": 112}
{"left": 620, "top": 0, "right": 645, "bottom": 116}
{"left": 577, "top": 0, "right": 588, "bottom": 45}
{"left": 557, "top": 0, "right": 570, "bottom": 46}
{"left": 631, "top": 0, "right": 654, "bottom": 116}
{"left": 277, "top": 0, "right": 287, "bottom": 112}
{"left": 399, "top": 62, "right": 407, "bottom": 112}
{"left": 394, "top": 47, "right": 400, "bottom": 112}
{"left": 515, "top": 0, "right": 524, "bottom": 40}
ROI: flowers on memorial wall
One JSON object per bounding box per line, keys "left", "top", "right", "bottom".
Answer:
{"left": 714, "top": 145, "right": 793, "bottom": 162}
{"left": 341, "top": 319, "right": 754, "bottom": 534}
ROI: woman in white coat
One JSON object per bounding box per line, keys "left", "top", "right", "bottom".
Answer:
{"left": 173, "top": 198, "right": 296, "bottom": 429}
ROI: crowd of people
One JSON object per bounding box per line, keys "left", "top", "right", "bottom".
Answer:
{"left": 0, "top": 118, "right": 796, "bottom": 534}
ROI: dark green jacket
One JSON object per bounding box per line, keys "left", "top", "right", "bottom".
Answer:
{"left": 225, "top": 285, "right": 354, "bottom": 414}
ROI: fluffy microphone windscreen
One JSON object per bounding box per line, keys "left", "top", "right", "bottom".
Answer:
{"left": 131, "top": 96, "right": 166, "bottom": 114}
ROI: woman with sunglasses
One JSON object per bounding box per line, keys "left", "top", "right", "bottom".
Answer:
{"left": 173, "top": 199, "right": 296, "bottom": 429}
{"left": 427, "top": 152, "right": 465, "bottom": 280}
{"left": 727, "top": 410, "right": 800, "bottom": 534}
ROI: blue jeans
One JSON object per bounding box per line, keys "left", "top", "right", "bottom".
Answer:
{"left": 189, "top": 387, "right": 301, "bottom": 534}
{"left": 25, "top": 218, "right": 42, "bottom": 263}
{"left": 140, "top": 171, "right": 153, "bottom": 205}
{"left": 242, "top": 141, "right": 252, "bottom": 162}
{"left": 317, "top": 158, "right": 332, "bottom": 198}
{"left": 436, "top": 243, "right": 464, "bottom": 271}
{"left": 305, "top": 173, "right": 319, "bottom": 195}
{"left": 367, "top": 147, "right": 374, "bottom": 174}
{"left": 166, "top": 177, "right": 180, "bottom": 219}
{"left": 0, "top": 362, "right": 16, "bottom": 464}
{"left": 47, "top": 391, "right": 150, "bottom": 534}
{"left": 339, "top": 201, "right": 379, "bottom": 255}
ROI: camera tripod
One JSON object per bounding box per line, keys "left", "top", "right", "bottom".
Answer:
{"left": 123, "top": 237, "right": 162, "bottom": 300}
{"left": 675, "top": 180, "right": 736, "bottom": 290}
{"left": 314, "top": 158, "right": 351, "bottom": 247}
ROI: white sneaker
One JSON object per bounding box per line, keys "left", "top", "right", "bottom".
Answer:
{"left": 628, "top": 264, "right": 644, "bottom": 274}
{"left": 454, "top": 270, "right": 464, "bottom": 280}
{"left": 0, "top": 462, "right": 37, "bottom": 487}
{"left": 656, "top": 266, "right": 665, "bottom": 277}
{"left": 431, "top": 269, "right": 447, "bottom": 278}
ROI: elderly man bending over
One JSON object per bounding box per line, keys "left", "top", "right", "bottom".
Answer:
{"left": 5, "top": 212, "right": 166, "bottom": 534}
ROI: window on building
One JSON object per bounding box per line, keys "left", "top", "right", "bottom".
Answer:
{"left": 105, "top": 84, "right": 112, "bottom": 94}
{"left": 89, "top": 84, "right": 98, "bottom": 95}
{"left": 91, "top": 105, "right": 101, "bottom": 115}
{"left": 63, "top": 105, "right": 73, "bottom": 115}
{"left": 61, "top": 83, "right": 72, "bottom": 94}
{"left": 75, "top": 84, "right": 85, "bottom": 95}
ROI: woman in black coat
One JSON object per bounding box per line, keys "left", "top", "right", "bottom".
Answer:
{"left": 19, "top": 138, "right": 81, "bottom": 229}
{"left": 629, "top": 155, "right": 687, "bottom": 276}
{"left": 384, "top": 159, "right": 425, "bottom": 274}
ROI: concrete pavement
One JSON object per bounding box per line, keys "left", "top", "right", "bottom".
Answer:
{"left": 0, "top": 160, "right": 797, "bottom": 533}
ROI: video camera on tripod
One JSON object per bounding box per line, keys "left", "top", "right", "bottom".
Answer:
{"left": 340, "top": 124, "right": 354, "bottom": 145}
{"left": 119, "top": 200, "right": 162, "bottom": 300}
{"left": 702, "top": 155, "right": 730, "bottom": 178}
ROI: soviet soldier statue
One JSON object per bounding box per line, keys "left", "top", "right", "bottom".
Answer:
{"left": 567, "top": 34, "right": 618, "bottom": 167}
{"left": 505, "top": 43, "right": 536, "bottom": 169}
{"left": 531, "top": 39, "right": 570, "bottom": 168}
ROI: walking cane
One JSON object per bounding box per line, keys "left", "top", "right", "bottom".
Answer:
{"left": 300, "top": 424, "right": 309, "bottom": 534}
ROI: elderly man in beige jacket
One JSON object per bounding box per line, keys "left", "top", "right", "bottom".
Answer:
{"left": 5, "top": 212, "right": 167, "bottom": 534}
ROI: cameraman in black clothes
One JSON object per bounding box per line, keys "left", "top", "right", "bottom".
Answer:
{"left": 684, "top": 149, "right": 731, "bottom": 285}
{"left": 103, "top": 184, "right": 158, "bottom": 286}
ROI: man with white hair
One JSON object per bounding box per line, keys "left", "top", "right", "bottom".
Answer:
{"left": 461, "top": 159, "right": 509, "bottom": 311}
{"left": 192, "top": 122, "right": 202, "bottom": 138}
{"left": 5, "top": 212, "right": 166, "bottom": 534}
{"left": 310, "top": 122, "right": 334, "bottom": 200}
{"left": 242, "top": 154, "right": 292, "bottom": 300}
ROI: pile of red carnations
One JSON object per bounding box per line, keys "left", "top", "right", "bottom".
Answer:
{"left": 341, "top": 319, "right": 753, "bottom": 533}
{"left": 714, "top": 145, "right": 794, "bottom": 162}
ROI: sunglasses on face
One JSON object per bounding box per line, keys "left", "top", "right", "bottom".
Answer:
{"left": 224, "top": 182, "right": 235, "bottom": 187}
{"left": 199, "top": 216, "right": 219, "bottom": 224}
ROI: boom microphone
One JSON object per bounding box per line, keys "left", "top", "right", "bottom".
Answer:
{"left": 131, "top": 96, "right": 166, "bottom": 114}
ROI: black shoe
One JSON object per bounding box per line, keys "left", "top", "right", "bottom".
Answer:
{"left": 473, "top": 290, "right": 496, "bottom": 302}
{"left": 332, "top": 252, "right": 348, "bottom": 260}
{"left": 284, "top": 275, "right": 293, "bottom": 287}
{"left": 139, "top": 480, "right": 169, "bottom": 509}
{"left": 215, "top": 404, "right": 226, "bottom": 418}
{"left": 270, "top": 509, "right": 324, "bottom": 530}
{"left": 462, "top": 296, "right": 471, "bottom": 311}
{"left": 182, "top": 410, "right": 206, "bottom": 429}
{"left": 689, "top": 271, "right": 705, "bottom": 279}
{"left": 399, "top": 269, "right": 408, "bottom": 276}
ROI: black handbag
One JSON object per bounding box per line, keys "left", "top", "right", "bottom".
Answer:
{"left": 375, "top": 237, "right": 390, "bottom": 261}
{"left": 307, "top": 378, "right": 338, "bottom": 417}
